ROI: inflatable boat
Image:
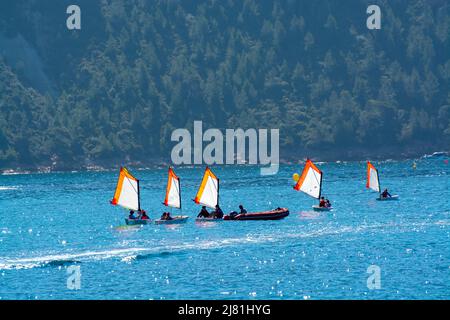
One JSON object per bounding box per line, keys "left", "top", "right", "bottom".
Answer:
{"left": 195, "top": 217, "right": 225, "bottom": 222}
{"left": 223, "top": 208, "right": 289, "bottom": 221}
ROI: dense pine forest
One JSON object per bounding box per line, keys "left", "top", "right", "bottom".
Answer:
{"left": 0, "top": 0, "right": 449, "bottom": 170}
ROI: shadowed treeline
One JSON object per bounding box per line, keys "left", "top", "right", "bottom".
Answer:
{"left": 0, "top": 0, "right": 449, "bottom": 170}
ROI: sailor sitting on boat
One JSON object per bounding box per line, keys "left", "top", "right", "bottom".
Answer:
{"left": 319, "top": 197, "right": 332, "bottom": 208}
{"left": 211, "top": 205, "right": 224, "bottom": 219}
{"left": 160, "top": 212, "right": 173, "bottom": 220}
{"left": 129, "top": 210, "right": 137, "bottom": 219}
{"left": 229, "top": 204, "right": 247, "bottom": 218}
{"left": 129, "top": 210, "right": 149, "bottom": 220}
{"left": 140, "top": 211, "right": 150, "bottom": 220}
{"left": 381, "top": 189, "right": 392, "bottom": 198}
{"left": 197, "top": 206, "right": 210, "bottom": 218}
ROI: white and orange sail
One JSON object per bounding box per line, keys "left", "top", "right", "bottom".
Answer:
{"left": 111, "top": 167, "right": 141, "bottom": 211}
{"left": 294, "top": 159, "right": 322, "bottom": 199}
{"left": 163, "top": 167, "right": 181, "bottom": 209}
{"left": 366, "top": 161, "right": 380, "bottom": 193}
{"left": 194, "top": 167, "right": 219, "bottom": 209}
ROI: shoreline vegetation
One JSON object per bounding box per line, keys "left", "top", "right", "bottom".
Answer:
{"left": 1, "top": 149, "right": 448, "bottom": 175}
{"left": 1, "top": 1, "right": 449, "bottom": 173}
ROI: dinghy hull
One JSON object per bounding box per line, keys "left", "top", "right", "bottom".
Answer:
{"left": 223, "top": 208, "right": 289, "bottom": 221}
{"left": 312, "top": 205, "right": 332, "bottom": 212}
{"left": 377, "top": 195, "right": 399, "bottom": 201}
{"left": 125, "top": 218, "right": 151, "bottom": 225}
{"left": 155, "top": 216, "right": 189, "bottom": 224}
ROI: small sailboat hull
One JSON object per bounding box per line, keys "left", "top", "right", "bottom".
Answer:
{"left": 376, "top": 195, "right": 399, "bottom": 201}
{"left": 223, "top": 208, "right": 289, "bottom": 221}
{"left": 125, "top": 218, "right": 151, "bottom": 225}
{"left": 155, "top": 216, "right": 189, "bottom": 224}
{"left": 312, "top": 205, "right": 332, "bottom": 212}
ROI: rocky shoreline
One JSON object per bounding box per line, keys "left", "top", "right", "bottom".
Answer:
{"left": 1, "top": 149, "right": 448, "bottom": 175}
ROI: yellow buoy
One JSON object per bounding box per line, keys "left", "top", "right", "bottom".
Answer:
{"left": 293, "top": 173, "right": 300, "bottom": 182}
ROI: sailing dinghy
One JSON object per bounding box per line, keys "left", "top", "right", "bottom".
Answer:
{"left": 294, "top": 159, "right": 332, "bottom": 211}
{"left": 194, "top": 167, "right": 223, "bottom": 222}
{"left": 155, "top": 167, "right": 189, "bottom": 224}
{"left": 111, "top": 167, "right": 151, "bottom": 225}
{"left": 366, "top": 161, "right": 399, "bottom": 201}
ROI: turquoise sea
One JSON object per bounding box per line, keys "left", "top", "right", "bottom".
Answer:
{"left": 0, "top": 158, "right": 449, "bottom": 299}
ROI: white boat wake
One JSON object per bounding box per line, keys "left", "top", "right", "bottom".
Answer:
{"left": 0, "top": 186, "right": 19, "bottom": 191}
{"left": 0, "top": 220, "right": 448, "bottom": 270}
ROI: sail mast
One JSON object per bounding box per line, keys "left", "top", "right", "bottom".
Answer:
{"left": 137, "top": 179, "right": 141, "bottom": 211}
{"left": 217, "top": 177, "right": 220, "bottom": 206}
{"left": 377, "top": 168, "right": 381, "bottom": 194}
{"left": 318, "top": 170, "right": 323, "bottom": 199}
{"left": 178, "top": 176, "right": 182, "bottom": 211}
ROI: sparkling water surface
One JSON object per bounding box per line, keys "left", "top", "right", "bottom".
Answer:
{"left": 0, "top": 158, "right": 449, "bottom": 299}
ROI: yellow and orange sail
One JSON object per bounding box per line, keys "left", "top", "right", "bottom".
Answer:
{"left": 294, "top": 159, "right": 322, "bottom": 199}
{"left": 194, "top": 167, "right": 219, "bottom": 208}
{"left": 163, "top": 167, "right": 181, "bottom": 209}
{"left": 366, "top": 161, "right": 380, "bottom": 193}
{"left": 111, "top": 167, "right": 140, "bottom": 211}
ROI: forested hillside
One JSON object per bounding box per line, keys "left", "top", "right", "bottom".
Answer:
{"left": 1, "top": 0, "right": 449, "bottom": 170}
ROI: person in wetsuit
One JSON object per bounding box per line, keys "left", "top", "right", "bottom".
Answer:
{"left": 197, "top": 206, "right": 210, "bottom": 218}
{"left": 212, "top": 205, "right": 224, "bottom": 219}
{"left": 239, "top": 205, "right": 247, "bottom": 214}
{"left": 229, "top": 204, "right": 247, "bottom": 219}
{"left": 160, "top": 212, "right": 173, "bottom": 220}
{"left": 319, "top": 197, "right": 326, "bottom": 207}
{"left": 129, "top": 210, "right": 136, "bottom": 219}
{"left": 381, "top": 189, "right": 392, "bottom": 198}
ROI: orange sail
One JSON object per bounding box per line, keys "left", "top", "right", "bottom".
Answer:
{"left": 294, "top": 159, "right": 322, "bottom": 199}
{"left": 111, "top": 167, "right": 140, "bottom": 211}
{"left": 366, "top": 161, "right": 380, "bottom": 193}
{"left": 194, "top": 167, "right": 219, "bottom": 209}
{"left": 163, "top": 167, "right": 181, "bottom": 209}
